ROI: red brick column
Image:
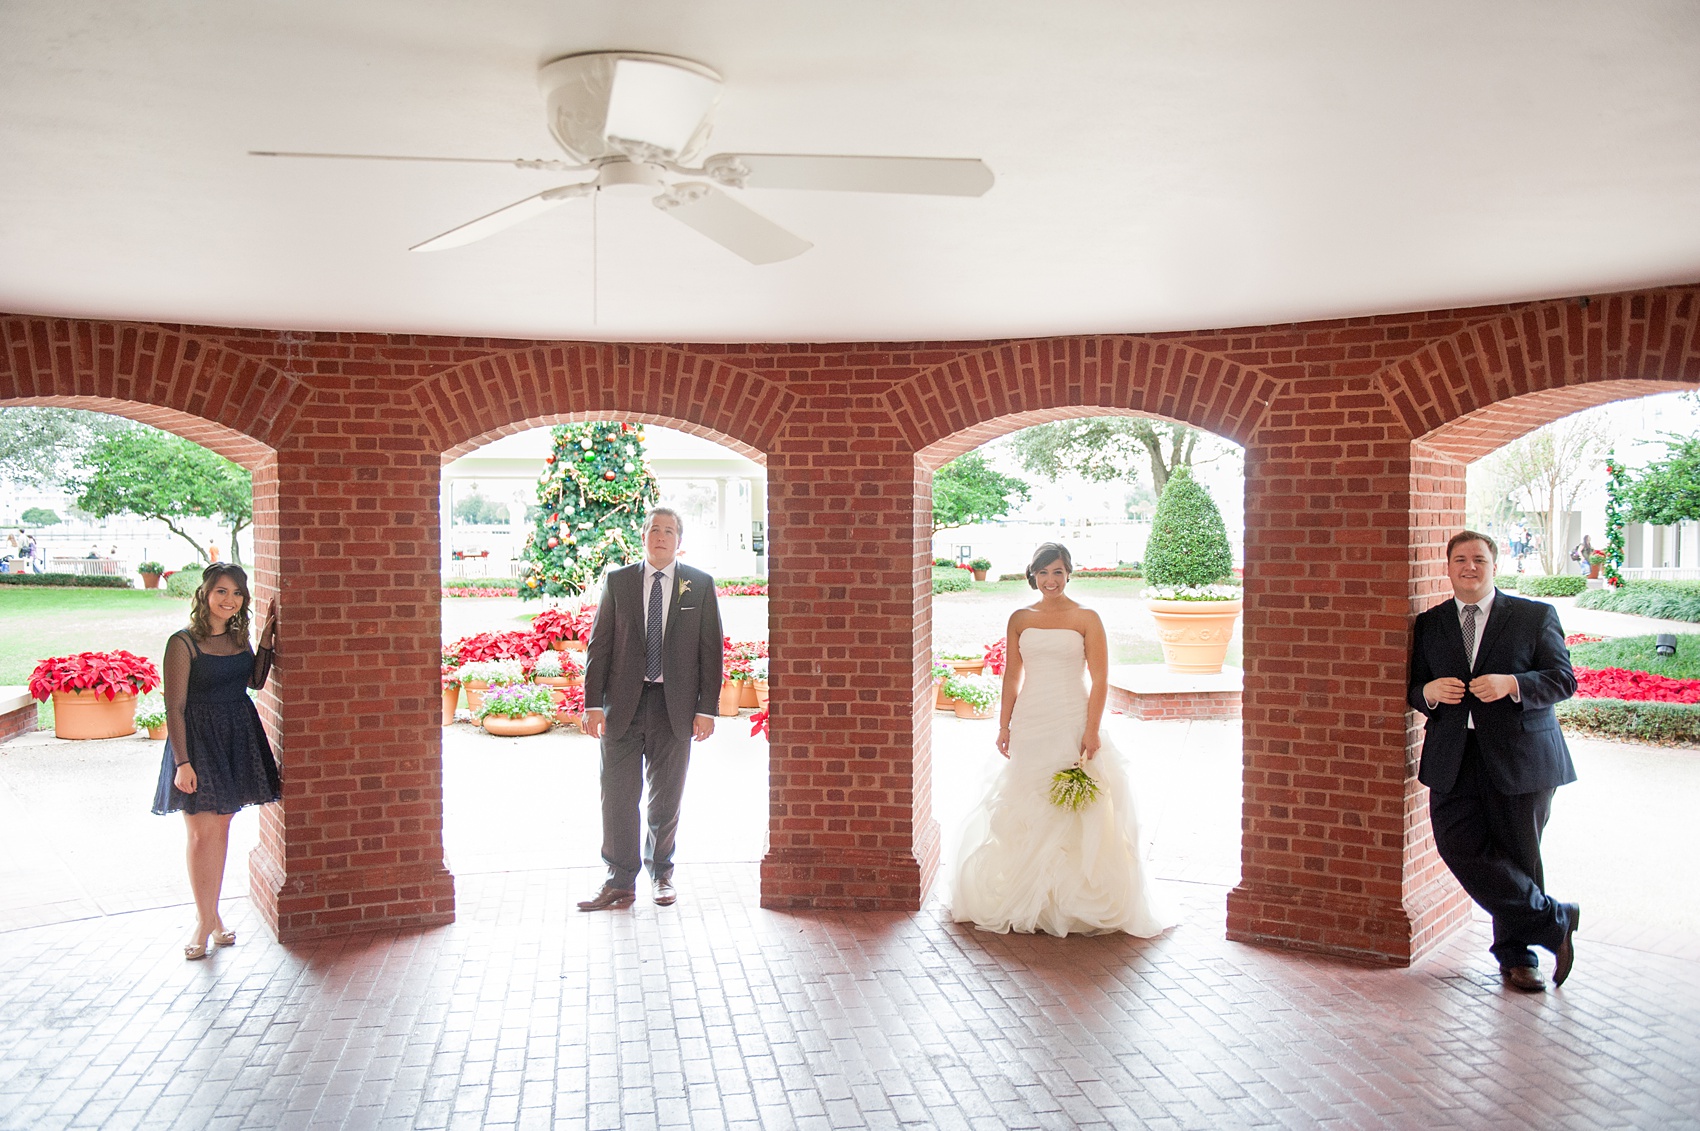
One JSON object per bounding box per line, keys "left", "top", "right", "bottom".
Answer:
{"left": 760, "top": 422, "right": 939, "bottom": 909}
{"left": 246, "top": 401, "right": 455, "bottom": 941}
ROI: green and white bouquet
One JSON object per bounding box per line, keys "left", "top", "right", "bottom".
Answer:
{"left": 1049, "top": 761, "right": 1101, "bottom": 811}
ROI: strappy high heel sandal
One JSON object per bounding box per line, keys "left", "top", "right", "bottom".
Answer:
{"left": 212, "top": 928, "right": 236, "bottom": 948}
{"left": 184, "top": 935, "right": 210, "bottom": 961}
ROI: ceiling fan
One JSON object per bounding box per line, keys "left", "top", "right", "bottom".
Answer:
{"left": 252, "top": 51, "right": 995, "bottom": 265}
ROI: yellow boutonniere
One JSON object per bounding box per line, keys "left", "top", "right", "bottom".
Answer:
{"left": 677, "top": 578, "right": 691, "bottom": 598}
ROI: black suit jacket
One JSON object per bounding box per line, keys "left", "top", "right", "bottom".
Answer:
{"left": 583, "top": 561, "right": 723, "bottom": 742}
{"left": 1408, "top": 590, "right": 1577, "bottom": 795}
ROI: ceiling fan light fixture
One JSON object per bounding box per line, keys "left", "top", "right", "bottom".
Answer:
{"left": 605, "top": 58, "right": 721, "bottom": 159}
{"left": 538, "top": 52, "right": 722, "bottom": 164}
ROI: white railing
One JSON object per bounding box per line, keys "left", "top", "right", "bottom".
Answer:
{"left": 47, "top": 557, "right": 125, "bottom": 576}
{"left": 1621, "top": 567, "right": 1700, "bottom": 581}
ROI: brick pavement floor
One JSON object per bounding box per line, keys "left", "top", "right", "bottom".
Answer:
{"left": 4, "top": 711, "right": 1700, "bottom": 1128}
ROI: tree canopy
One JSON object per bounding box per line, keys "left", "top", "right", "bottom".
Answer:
{"left": 1476, "top": 415, "right": 1611, "bottom": 574}
{"left": 0, "top": 407, "right": 128, "bottom": 488}
{"left": 1626, "top": 434, "right": 1700, "bottom": 526}
{"left": 69, "top": 427, "right": 253, "bottom": 562}
{"left": 932, "top": 452, "right": 1030, "bottom": 532}
{"left": 1009, "top": 418, "right": 1211, "bottom": 497}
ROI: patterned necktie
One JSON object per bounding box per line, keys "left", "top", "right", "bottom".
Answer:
{"left": 646, "top": 570, "right": 664, "bottom": 681}
{"left": 1462, "top": 603, "right": 1479, "bottom": 670}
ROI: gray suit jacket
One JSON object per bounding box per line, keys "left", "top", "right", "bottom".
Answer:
{"left": 582, "top": 561, "right": 723, "bottom": 741}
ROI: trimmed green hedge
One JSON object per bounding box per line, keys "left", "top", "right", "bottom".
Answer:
{"left": 1517, "top": 574, "right": 1587, "bottom": 597}
{"left": 1493, "top": 574, "right": 1518, "bottom": 591}
{"left": 443, "top": 576, "right": 522, "bottom": 590}
{"left": 932, "top": 567, "right": 972, "bottom": 594}
{"left": 1575, "top": 580, "right": 1700, "bottom": 623}
{"left": 165, "top": 570, "right": 202, "bottom": 599}
{"left": 0, "top": 572, "right": 133, "bottom": 588}
{"left": 1558, "top": 698, "right": 1700, "bottom": 745}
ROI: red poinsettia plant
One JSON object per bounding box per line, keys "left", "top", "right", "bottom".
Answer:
{"left": 29, "top": 650, "right": 161, "bottom": 702}
{"left": 451, "top": 630, "right": 546, "bottom": 668}
{"left": 1574, "top": 667, "right": 1700, "bottom": 704}
{"left": 722, "top": 637, "right": 769, "bottom": 680}
{"left": 983, "top": 636, "right": 1008, "bottom": 675}
{"left": 549, "top": 683, "right": 587, "bottom": 715}
{"left": 749, "top": 707, "right": 769, "bottom": 739}
{"left": 530, "top": 604, "right": 596, "bottom": 645}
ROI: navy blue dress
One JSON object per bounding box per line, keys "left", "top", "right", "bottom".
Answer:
{"left": 151, "top": 630, "right": 281, "bottom": 815}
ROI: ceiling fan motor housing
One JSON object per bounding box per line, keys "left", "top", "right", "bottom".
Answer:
{"left": 538, "top": 51, "right": 723, "bottom": 165}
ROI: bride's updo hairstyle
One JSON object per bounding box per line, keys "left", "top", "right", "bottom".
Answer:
{"left": 1024, "top": 542, "right": 1074, "bottom": 589}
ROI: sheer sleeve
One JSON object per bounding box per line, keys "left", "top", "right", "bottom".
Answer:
{"left": 249, "top": 643, "right": 275, "bottom": 690}
{"left": 163, "top": 633, "right": 193, "bottom": 767}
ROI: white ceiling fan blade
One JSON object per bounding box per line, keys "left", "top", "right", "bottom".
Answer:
{"left": 703, "top": 154, "right": 994, "bottom": 196}
{"left": 652, "top": 183, "right": 812, "bottom": 265}
{"left": 410, "top": 183, "right": 594, "bottom": 252}
{"left": 250, "top": 150, "right": 588, "bottom": 173}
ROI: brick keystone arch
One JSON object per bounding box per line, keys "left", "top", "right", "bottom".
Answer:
{"left": 420, "top": 343, "right": 792, "bottom": 463}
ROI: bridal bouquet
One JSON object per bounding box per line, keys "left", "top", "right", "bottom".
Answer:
{"left": 1049, "top": 762, "right": 1101, "bottom": 811}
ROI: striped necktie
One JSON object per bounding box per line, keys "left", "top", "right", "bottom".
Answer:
{"left": 646, "top": 570, "right": 664, "bottom": 681}
{"left": 1462, "top": 603, "right": 1479, "bottom": 669}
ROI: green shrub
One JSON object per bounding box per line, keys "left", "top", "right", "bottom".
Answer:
{"left": 1493, "top": 574, "right": 1518, "bottom": 591}
{"left": 1557, "top": 698, "right": 1700, "bottom": 745}
{"left": 1575, "top": 580, "right": 1700, "bottom": 623}
{"left": 0, "top": 572, "right": 132, "bottom": 588}
{"left": 1517, "top": 574, "right": 1587, "bottom": 597}
{"left": 932, "top": 567, "right": 972, "bottom": 594}
{"left": 1568, "top": 634, "right": 1700, "bottom": 680}
{"left": 165, "top": 570, "right": 202, "bottom": 599}
{"left": 933, "top": 557, "right": 954, "bottom": 567}
{"left": 443, "top": 576, "right": 522, "bottom": 590}
{"left": 968, "top": 557, "right": 992, "bottom": 572}
{"left": 1143, "top": 467, "right": 1233, "bottom": 589}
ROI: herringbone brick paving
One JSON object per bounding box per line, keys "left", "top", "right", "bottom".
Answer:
{"left": 2, "top": 865, "right": 1696, "bottom": 1130}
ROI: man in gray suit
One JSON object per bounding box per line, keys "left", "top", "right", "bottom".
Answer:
{"left": 577, "top": 508, "right": 723, "bottom": 911}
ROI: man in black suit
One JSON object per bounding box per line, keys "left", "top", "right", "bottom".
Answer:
{"left": 1409, "top": 530, "right": 1581, "bottom": 992}
{"left": 577, "top": 508, "right": 723, "bottom": 911}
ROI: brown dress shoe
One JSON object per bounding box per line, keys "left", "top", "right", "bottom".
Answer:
{"left": 1502, "top": 965, "right": 1546, "bottom": 993}
{"left": 654, "top": 879, "right": 676, "bottom": 906}
{"left": 577, "top": 883, "right": 636, "bottom": 912}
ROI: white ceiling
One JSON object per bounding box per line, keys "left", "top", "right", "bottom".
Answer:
{"left": 2, "top": 2, "right": 1698, "bottom": 344}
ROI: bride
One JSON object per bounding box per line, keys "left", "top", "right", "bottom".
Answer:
{"left": 951, "top": 542, "right": 1171, "bottom": 937}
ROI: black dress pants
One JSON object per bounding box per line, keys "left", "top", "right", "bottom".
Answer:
{"left": 1428, "top": 732, "right": 1566, "bottom": 968}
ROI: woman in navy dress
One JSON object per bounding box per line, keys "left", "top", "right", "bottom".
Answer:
{"left": 151, "top": 564, "right": 281, "bottom": 959}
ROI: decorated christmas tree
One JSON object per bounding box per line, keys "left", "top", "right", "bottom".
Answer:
{"left": 519, "top": 422, "right": 660, "bottom": 599}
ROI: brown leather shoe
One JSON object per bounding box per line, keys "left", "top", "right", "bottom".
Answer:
{"left": 1554, "top": 903, "right": 1580, "bottom": 987}
{"left": 654, "top": 879, "right": 676, "bottom": 906}
{"left": 577, "top": 883, "right": 636, "bottom": 912}
{"left": 1502, "top": 965, "right": 1546, "bottom": 993}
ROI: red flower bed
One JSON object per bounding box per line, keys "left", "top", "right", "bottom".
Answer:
{"left": 443, "top": 586, "right": 518, "bottom": 598}
{"left": 717, "top": 583, "right": 768, "bottom": 596}
{"left": 530, "top": 604, "right": 596, "bottom": 643}
{"left": 29, "top": 650, "right": 161, "bottom": 701}
{"left": 1573, "top": 666, "right": 1700, "bottom": 704}
{"left": 450, "top": 630, "right": 547, "bottom": 668}
{"left": 1564, "top": 633, "right": 1604, "bottom": 646}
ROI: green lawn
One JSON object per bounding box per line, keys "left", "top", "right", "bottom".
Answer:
{"left": 0, "top": 588, "right": 189, "bottom": 728}
{"left": 1569, "top": 634, "right": 1700, "bottom": 680}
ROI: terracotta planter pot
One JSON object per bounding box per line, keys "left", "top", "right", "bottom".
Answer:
{"left": 934, "top": 679, "right": 956, "bottom": 711}
{"left": 462, "top": 680, "right": 488, "bottom": 712}
{"left": 481, "top": 713, "right": 552, "bottom": 737}
{"left": 534, "top": 676, "right": 573, "bottom": 689}
{"left": 51, "top": 690, "right": 138, "bottom": 740}
{"left": 953, "top": 698, "right": 994, "bottom": 719}
{"left": 754, "top": 678, "right": 769, "bottom": 708}
{"left": 1146, "top": 598, "right": 1243, "bottom": 674}
{"left": 145, "top": 724, "right": 168, "bottom": 740}
{"left": 947, "top": 659, "right": 985, "bottom": 677}
{"left": 558, "top": 638, "right": 588, "bottom": 653}
{"left": 555, "top": 710, "right": 582, "bottom": 729}
{"left": 1588, "top": 562, "right": 1602, "bottom": 579}
{"left": 718, "top": 679, "right": 743, "bottom": 717}
{"left": 739, "top": 680, "right": 760, "bottom": 708}
{"left": 140, "top": 572, "right": 162, "bottom": 590}
{"left": 442, "top": 685, "right": 461, "bottom": 725}
{"left": 971, "top": 568, "right": 987, "bottom": 582}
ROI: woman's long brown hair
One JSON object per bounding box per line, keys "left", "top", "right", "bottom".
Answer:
{"left": 188, "top": 563, "right": 252, "bottom": 646}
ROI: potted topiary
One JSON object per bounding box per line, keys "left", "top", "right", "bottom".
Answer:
{"left": 134, "top": 693, "right": 168, "bottom": 740}
{"left": 456, "top": 658, "right": 527, "bottom": 712}
{"left": 474, "top": 682, "right": 558, "bottom": 737}
{"left": 137, "top": 560, "right": 164, "bottom": 589}
{"left": 28, "top": 650, "right": 161, "bottom": 739}
{"left": 944, "top": 673, "right": 1000, "bottom": 719}
{"left": 969, "top": 556, "right": 992, "bottom": 582}
{"left": 1141, "top": 467, "right": 1241, "bottom": 674}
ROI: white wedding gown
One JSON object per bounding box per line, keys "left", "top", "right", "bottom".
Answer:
{"left": 951, "top": 627, "right": 1171, "bottom": 937}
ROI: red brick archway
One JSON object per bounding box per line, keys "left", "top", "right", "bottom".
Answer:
{"left": 4, "top": 287, "right": 1697, "bottom": 960}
